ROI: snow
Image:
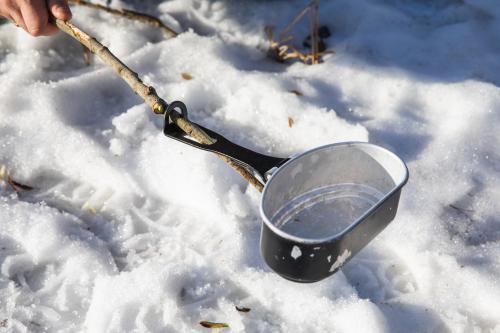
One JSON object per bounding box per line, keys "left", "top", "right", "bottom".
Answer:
{"left": 1, "top": 0, "right": 500, "bottom": 332}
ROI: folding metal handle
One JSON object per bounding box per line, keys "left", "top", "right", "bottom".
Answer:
{"left": 163, "top": 101, "right": 289, "bottom": 184}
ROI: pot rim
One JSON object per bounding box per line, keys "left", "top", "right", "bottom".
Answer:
{"left": 259, "top": 141, "right": 409, "bottom": 245}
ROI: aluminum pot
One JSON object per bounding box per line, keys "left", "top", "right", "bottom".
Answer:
{"left": 164, "top": 102, "right": 409, "bottom": 283}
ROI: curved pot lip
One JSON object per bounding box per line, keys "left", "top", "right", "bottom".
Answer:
{"left": 259, "top": 141, "right": 409, "bottom": 245}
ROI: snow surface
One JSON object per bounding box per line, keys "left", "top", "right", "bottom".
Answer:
{"left": 1, "top": 0, "right": 500, "bottom": 332}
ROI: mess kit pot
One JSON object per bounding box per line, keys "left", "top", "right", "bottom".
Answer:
{"left": 164, "top": 102, "right": 409, "bottom": 283}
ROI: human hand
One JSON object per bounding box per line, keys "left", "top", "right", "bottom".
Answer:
{"left": 0, "top": 0, "right": 72, "bottom": 36}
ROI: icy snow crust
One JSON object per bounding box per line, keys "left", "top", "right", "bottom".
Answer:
{"left": 1, "top": 0, "right": 500, "bottom": 332}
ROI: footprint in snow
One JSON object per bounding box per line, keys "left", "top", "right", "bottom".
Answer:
{"left": 341, "top": 245, "right": 418, "bottom": 303}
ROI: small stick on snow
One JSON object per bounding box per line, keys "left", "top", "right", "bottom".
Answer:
{"left": 278, "top": 1, "right": 312, "bottom": 43}
{"left": 307, "top": 0, "right": 319, "bottom": 65}
{"left": 308, "top": 1, "right": 314, "bottom": 65}
{"left": 55, "top": 20, "right": 264, "bottom": 192}
{"left": 67, "top": 0, "right": 178, "bottom": 38}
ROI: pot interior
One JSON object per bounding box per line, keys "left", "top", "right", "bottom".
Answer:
{"left": 261, "top": 143, "right": 408, "bottom": 241}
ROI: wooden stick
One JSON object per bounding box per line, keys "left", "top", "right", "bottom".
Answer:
{"left": 278, "top": 1, "right": 311, "bottom": 43}
{"left": 313, "top": 0, "right": 319, "bottom": 65}
{"left": 56, "top": 20, "right": 167, "bottom": 114}
{"left": 55, "top": 20, "right": 264, "bottom": 192}
{"left": 307, "top": 2, "right": 314, "bottom": 65}
{"left": 68, "top": 0, "right": 178, "bottom": 38}
{"left": 169, "top": 112, "right": 264, "bottom": 191}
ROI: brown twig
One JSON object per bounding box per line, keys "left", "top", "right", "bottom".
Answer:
{"left": 7, "top": 176, "right": 34, "bottom": 193}
{"left": 235, "top": 306, "right": 251, "bottom": 313}
{"left": 169, "top": 111, "right": 264, "bottom": 191}
{"left": 282, "top": 45, "right": 333, "bottom": 63}
{"left": 68, "top": 0, "right": 178, "bottom": 38}
{"left": 312, "top": 0, "right": 319, "bottom": 64}
{"left": 0, "top": 166, "right": 34, "bottom": 193}
{"left": 267, "top": 1, "right": 329, "bottom": 65}
{"left": 55, "top": 20, "right": 264, "bottom": 192}
{"left": 278, "top": 1, "right": 311, "bottom": 43}
{"left": 308, "top": 1, "right": 314, "bottom": 63}
{"left": 56, "top": 19, "right": 167, "bottom": 113}
{"left": 199, "top": 321, "right": 229, "bottom": 329}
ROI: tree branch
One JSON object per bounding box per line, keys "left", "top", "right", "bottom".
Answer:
{"left": 68, "top": 0, "right": 178, "bottom": 38}
{"left": 56, "top": 19, "right": 167, "bottom": 114}
{"left": 55, "top": 20, "right": 264, "bottom": 192}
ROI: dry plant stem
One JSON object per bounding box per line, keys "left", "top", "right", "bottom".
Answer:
{"left": 308, "top": 6, "right": 314, "bottom": 63}
{"left": 55, "top": 19, "right": 167, "bottom": 114}
{"left": 68, "top": 0, "right": 178, "bottom": 38}
{"left": 267, "top": 0, "right": 328, "bottom": 65}
{"left": 278, "top": 1, "right": 311, "bottom": 43}
{"left": 55, "top": 20, "right": 264, "bottom": 191}
{"left": 308, "top": 2, "right": 314, "bottom": 64}
{"left": 313, "top": 0, "right": 319, "bottom": 64}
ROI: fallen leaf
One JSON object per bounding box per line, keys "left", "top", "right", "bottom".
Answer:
{"left": 181, "top": 73, "right": 193, "bottom": 80}
{"left": 82, "top": 202, "right": 98, "bottom": 215}
{"left": 288, "top": 117, "right": 295, "bottom": 128}
{"left": 289, "top": 89, "right": 303, "bottom": 96}
{"left": 7, "top": 176, "right": 34, "bottom": 193}
{"left": 200, "top": 321, "right": 229, "bottom": 329}
{"left": 235, "top": 306, "right": 251, "bottom": 313}
{"left": 449, "top": 204, "right": 474, "bottom": 213}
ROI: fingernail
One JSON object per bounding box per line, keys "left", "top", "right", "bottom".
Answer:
{"left": 56, "top": 6, "right": 72, "bottom": 18}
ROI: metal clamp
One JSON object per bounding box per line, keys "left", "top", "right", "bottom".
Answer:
{"left": 165, "top": 101, "right": 188, "bottom": 122}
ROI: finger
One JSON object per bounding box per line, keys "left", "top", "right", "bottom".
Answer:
{"left": 9, "top": 7, "right": 28, "bottom": 31}
{"left": 1, "top": 13, "right": 14, "bottom": 24}
{"left": 44, "top": 21, "right": 59, "bottom": 35}
{"left": 0, "top": 2, "right": 24, "bottom": 30}
{"left": 0, "top": 0, "right": 14, "bottom": 18}
{"left": 47, "top": 0, "right": 72, "bottom": 21}
{"left": 20, "top": 0, "right": 49, "bottom": 36}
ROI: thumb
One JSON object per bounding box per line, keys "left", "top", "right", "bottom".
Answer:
{"left": 48, "top": 0, "right": 72, "bottom": 21}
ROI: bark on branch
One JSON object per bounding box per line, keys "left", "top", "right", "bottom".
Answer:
{"left": 55, "top": 20, "right": 264, "bottom": 192}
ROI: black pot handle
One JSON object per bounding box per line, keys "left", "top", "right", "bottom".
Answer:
{"left": 163, "top": 101, "right": 289, "bottom": 185}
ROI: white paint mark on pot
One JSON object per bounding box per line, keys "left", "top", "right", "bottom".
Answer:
{"left": 329, "top": 250, "right": 351, "bottom": 272}
{"left": 291, "top": 246, "right": 302, "bottom": 259}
